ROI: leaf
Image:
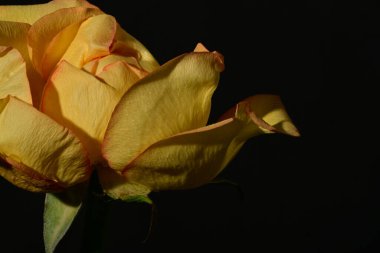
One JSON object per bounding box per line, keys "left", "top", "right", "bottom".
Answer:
{"left": 43, "top": 184, "right": 86, "bottom": 253}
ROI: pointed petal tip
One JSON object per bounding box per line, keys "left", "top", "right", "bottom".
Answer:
{"left": 282, "top": 121, "right": 301, "bottom": 137}
{"left": 193, "top": 43, "right": 224, "bottom": 72}
{"left": 213, "top": 51, "right": 225, "bottom": 72}
{"left": 194, "top": 43, "right": 209, "bottom": 52}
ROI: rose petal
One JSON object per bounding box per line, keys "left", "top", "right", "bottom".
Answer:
{"left": 41, "top": 61, "right": 129, "bottom": 163}
{"left": 97, "top": 61, "right": 147, "bottom": 91}
{"left": 112, "top": 26, "right": 159, "bottom": 72}
{"left": 108, "top": 95, "right": 299, "bottom": 191}
{"left": 0, "top": 0, "right": 97, "bottom": 24}
{"left": 28, "top": 7, "right": 102, "bottom": 78}
{"left": 220, "top": 95, "right": 300, "bottom": 137}
{"left": 103, "top": 50, "right": 224, "bottom": 171}
{"left": 0, "top": 47, "right": 32, "bottom": 104}
{"left": 59, "top": 14, "right": 116, "bottom": 69}
{"left": 0, "top": 96, "right": 90, "bottom": 192}
{"left": 0, "top": 21, "right": 30, "bottom": 62}
{"left": 83, "top": 54, "right": 141, "bottom": 75}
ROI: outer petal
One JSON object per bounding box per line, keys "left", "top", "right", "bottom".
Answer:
{"left": 103, "top": 50, "right": 224, "bottom": 171}
{"left": 0, "top": 96, "right": 90, "bottom": 192}
{"left": 0, "top": 47, "right": 32, "bottom": 104}
{"left": 219, "top": 95, "right": 300, "bottom": 137}
{"left": 0, "top": 0, "right": 97, "bottom": 24}
{"left": 101, "top": 95, "right": 299, "bottom": 195}
{"left": 41, "top": 61, "right": 131, "bottom": 163}
{"left": 27, "top": 7, "right": 102, "bottom": 78}
{"left": 0, "top": 21, "right": 44, "bottom": 106}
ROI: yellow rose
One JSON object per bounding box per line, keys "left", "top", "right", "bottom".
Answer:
{"left": 0, "top": 0, "right": 299, "bottom": 199}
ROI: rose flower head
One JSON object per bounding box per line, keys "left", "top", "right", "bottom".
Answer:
{"left": 0, "top": 0, "right": 299, "bottom": 199}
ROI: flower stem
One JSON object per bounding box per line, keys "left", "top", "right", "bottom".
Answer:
{"left": 81, "top": 172, "right": 109, "bottom": 253}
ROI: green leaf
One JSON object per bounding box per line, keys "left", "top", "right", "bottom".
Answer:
{"left": 43, "top": 184, "right": 86, "bottom": 253}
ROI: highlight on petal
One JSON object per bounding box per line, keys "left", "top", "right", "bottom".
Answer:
{"left": 0, "top": 47, "right": 32, "bottom": 104}
{"left": 0, "top": 96, "right": 91, "bottom": 192}
{"left": 103, "top": 49, "right": 225, "bottom": 171}
{"left": 41, "top": 61, "right": 131, "bottom": 163}
{"left": 28, "top": 7, "right": 102, "bottom": 78}
{"left": 0, "top": 0, "right": 98, "bottom": 24}
{"left": 111, "top": 95, "right": 299, "bottom": 191}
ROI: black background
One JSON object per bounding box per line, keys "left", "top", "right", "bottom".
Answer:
{"left": 1, "top": 1, "right": 380, "bottom": 252}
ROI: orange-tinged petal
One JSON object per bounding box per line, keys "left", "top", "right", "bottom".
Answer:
{"left": 41, "top": 61, "right": 130, "bottom": 163}
{"left": 112, "top": 26, "right": 159, "bottom": 72}
{"left": 0, "top": 96, "right": 90, "bottom": 192}
{"left": 111, "top": 95, "right": 299, "bottom": 191}
{"left": 0, "top": 0, "right": 97, "bottom": 24}
{"left": 103, "top": 50, "right": 224, "bottom": 171}
{"left": 28, "top": 7, "right": 102, "bottom": 78}
{"left": 0, "top": 47, "right": 32, "bottom": 104}
{"left": 0, "top": 21, "right": 44, "bottom": 106}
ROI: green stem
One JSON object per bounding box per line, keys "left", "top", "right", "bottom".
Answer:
{"left": 81, "top": 172, "right": 109, "bottom": 253}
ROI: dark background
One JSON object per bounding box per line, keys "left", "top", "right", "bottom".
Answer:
{"left": 1, "top": 1, "right": 379, "bottom": 252}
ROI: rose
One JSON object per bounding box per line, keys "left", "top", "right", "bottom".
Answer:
{"left": 0, "top": 0, "right": 299, "bottom": 199}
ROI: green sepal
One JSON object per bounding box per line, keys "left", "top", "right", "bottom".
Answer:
{"left": 122, "top": 194, "right": 153, "bottom": 204}
{"left": 43, "top": 183, "right": 87, "bottom": 253}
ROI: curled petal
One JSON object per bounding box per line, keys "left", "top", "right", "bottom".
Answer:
{"left": 0, "top": 47, "right": 32, "bottom": 104}
{"left": 112, "top": 26, "right": 159, "bottom": 72}
{"left": 0, "top": 96, "right": 91, "bottom": 192}
{"left": 59, "top": 14, "right": 117, "bottom": 69}
{"left": 220, "top": 95, "right": 300, "bottom": 137}
{"left": 0, "top": 0, "right": 97, "bottom": 24}
{"left": 41, "top": 61, "right": 131, "bottom": 163}
{"left": 103, "top": 49, "right": 224, "bottom": 171}
{"left": 105, "top": 95, "right": 299, "bottom": 192}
